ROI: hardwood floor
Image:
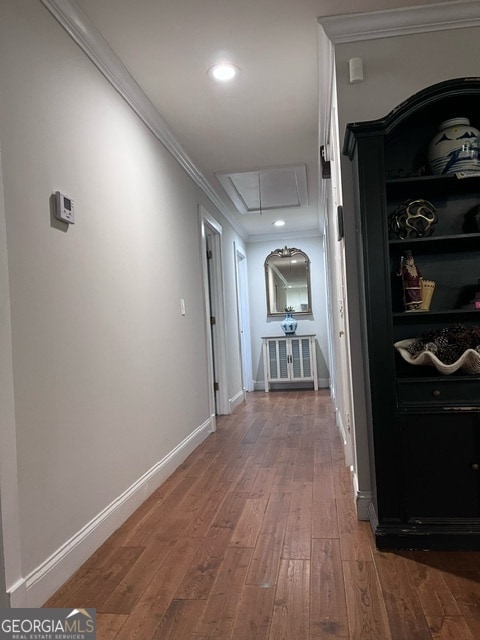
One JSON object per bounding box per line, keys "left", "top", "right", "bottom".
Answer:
{"left": 44, "top": 390, "right": 480, "bottom": 639}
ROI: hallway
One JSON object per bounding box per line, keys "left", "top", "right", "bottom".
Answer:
{"left": 45, "top": 391, "right": 480, "bottom": 639}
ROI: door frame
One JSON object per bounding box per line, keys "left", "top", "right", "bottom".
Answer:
{"left": 0, "top": 142, "right": 22, "bottom": 606}
{"left": 199, "top": 205, "right": 229, "bottom": 417}
{"left": 324, "top": 86, "right": 356, "bottom": 468}
{"left": 234, "top": 243, "right": 253, "bottom": 393}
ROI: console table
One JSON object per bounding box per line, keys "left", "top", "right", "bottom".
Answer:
{"left": 262, "top": 335, "right": 317, "bottom": 392}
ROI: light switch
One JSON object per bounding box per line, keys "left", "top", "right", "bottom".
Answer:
{"left": 180, "top": 299, "right": 186, "bottom": 316}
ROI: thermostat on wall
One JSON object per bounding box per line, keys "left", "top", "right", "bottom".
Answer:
{"left": 55, "top": 191, "right": 75, "bottom": 224}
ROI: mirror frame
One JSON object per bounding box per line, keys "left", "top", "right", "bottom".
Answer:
{"left": 264, "top": 246, "right": 312, "bottom": 317}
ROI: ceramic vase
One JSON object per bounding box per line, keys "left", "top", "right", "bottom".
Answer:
{"left": 428, "top": 117, "right": 480, "bottom": 175}
{"left": 281, "top": 312, "right": 297, "bottom": 335}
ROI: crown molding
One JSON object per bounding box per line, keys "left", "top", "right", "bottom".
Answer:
{"left": 247, "top": 228, "right": 323, "bottom": 244}
{"left": 319, "top": 1, "right": 480, "bottom": 44}
{"left": 316, "top": 2, "right": 480, "bottom": 215}
{"left": 38, "top": 0, "right": 248, "bottom": 241}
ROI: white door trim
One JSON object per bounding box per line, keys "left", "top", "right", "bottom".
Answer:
{"left": 234, "top": 243, "right": 253, "bottom": 393}
{"left": 199, "top": 206, "right": 230, "bottom": 417}
{"left": 0, "top": 144, "right": 22, "bottom": 605}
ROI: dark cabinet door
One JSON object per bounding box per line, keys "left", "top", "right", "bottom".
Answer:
{"left": 400, "top": 413, "right": 480, "bottom": 520}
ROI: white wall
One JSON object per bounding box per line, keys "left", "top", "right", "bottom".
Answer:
{"left": 332, "top": 24, "right": 480, "bottom": 504}
{"left": 336, "top": 27, "right": 480, "bottom": 129}
{"left": 0, "top": 1, "right": 244, "bottom": 605}
{"left": 247, "top": 236, "right": 330, "bottom": 389}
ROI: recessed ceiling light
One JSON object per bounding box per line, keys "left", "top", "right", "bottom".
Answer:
{"left": 273, "top": 220, "right": 285, "bottom": 227}
{"left": 208, "top": 63, "right": 239, "bottom": 82}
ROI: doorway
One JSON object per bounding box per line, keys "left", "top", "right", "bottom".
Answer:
{"left": 234, "top": 244, "right": 253, "bottom": 392}
{"left": 199, "top": 206, "right": 229, "bottom": 418}
{"left": 325, "top": 96, "right": 355, "bottom": 468}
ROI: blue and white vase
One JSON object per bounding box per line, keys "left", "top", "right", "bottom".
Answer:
{"left": 281, "top": 312, "right": 297, "bottom": 335}
{"left": 428, "top": 117, "right": 480, "bottom": 175}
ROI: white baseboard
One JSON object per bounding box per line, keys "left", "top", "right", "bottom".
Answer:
{"left": 253, "top": 379, "right": 330, "bottom": 392}
{"left": 355, "top": 491, "right": 372, "bottom": 521}
{"left": 335, "top": 409, "right": 348, "bottom": 446}
{"left": 229, "top": 389, "right": 245, "bottom": 413}
{"left": 10, "top": 417, "right": 213, "bottom": 608}
{"left": 352, "top": 472, "right": 372, "bottom": 521}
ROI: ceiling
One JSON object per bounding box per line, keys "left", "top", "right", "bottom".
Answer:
{"left": 67, "top": 0, "right": 445, "bottom": 241}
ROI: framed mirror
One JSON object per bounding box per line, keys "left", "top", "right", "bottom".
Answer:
{"left": 264, "top": 246, "right": 312, "bottom": 316}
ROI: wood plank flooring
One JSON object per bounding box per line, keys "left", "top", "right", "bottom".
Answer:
{"left": 44, "top": 390, "right": 480, "bottom": 639}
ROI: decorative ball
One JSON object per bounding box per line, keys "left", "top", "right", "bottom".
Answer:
{"left": 390, "top": 199, "right": 438, "bottom": 239}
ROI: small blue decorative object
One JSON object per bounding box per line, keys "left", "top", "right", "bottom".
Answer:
{"left": 281, "top": 312, "right": 297, "bottom": 335}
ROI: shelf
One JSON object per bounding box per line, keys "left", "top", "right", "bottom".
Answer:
{"left": 386, "top": 173, "right": 480, "bottom": 198}
{"left": 389, "top": 233, "right": 480, "bottom": 252}
{"left": 393, "top": 309, "right": 480, "bottom": 322}
{"left": 397, "top": 372, "right": 480, "bottom": 382}
{"left": 386, "top": 173, "right": 480, "bottom": 185}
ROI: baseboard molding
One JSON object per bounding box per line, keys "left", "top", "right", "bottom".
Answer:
{"left": 335, "top": 409, "right": 348, "bottom": 446}
{"left": 10, "top": 417, "right": 213, "bottom": 608}
{"left": 253, "top": 379, "right": 330, "bottom": 392}
{"left": 352, "top": 473, "right": 372, "bottom": 521}
{"left": 355, "top": 491, "right": 372, "bottom": 522}
{"left": 229, "top": 389, "right": 245, "bottom": 413}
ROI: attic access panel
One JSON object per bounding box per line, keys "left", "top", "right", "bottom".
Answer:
{"left": 216, "top": 165, "right": 308, "bottom": 214}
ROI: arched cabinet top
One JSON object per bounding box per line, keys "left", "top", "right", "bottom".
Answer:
{"left": 343, "top": 77, "right": 480, "bottom": 160}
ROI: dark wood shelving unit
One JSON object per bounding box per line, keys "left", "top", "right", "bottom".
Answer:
{"left": 344, "top": 77, "right": 480, "bottom": 550}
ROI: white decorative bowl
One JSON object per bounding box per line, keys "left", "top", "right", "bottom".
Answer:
{"left": 394, "top": 339, "right": 480, "bottom": 375}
